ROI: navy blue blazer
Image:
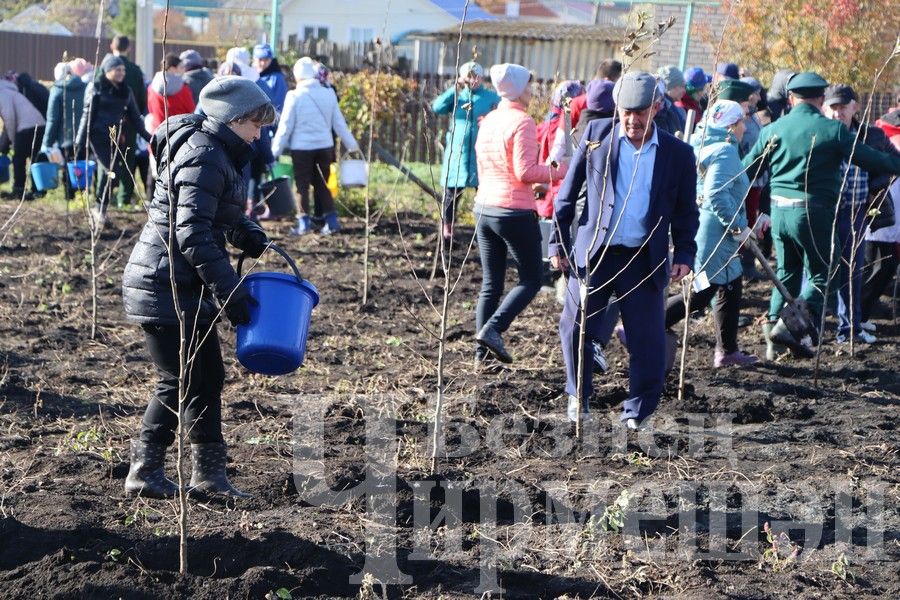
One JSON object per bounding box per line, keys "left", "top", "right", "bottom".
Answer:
{"left": 549, "top": 118, "right": 699, "bottom": 291}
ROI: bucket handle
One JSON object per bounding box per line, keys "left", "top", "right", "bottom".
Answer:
{"left": 237, "top": 243, "right": 304, "bottom": 282}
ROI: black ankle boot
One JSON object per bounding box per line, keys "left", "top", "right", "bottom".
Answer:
{"left": 125, "top": 440, "right": 179, "bottom": 499}
{"left": 188, "top": 442, "right": 250, "bottom": 498}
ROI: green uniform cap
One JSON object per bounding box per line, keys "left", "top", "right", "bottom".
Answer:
{"left": 786, "top": 72, "right": 829, "bottom": 98}
{"left": 716, "top": 79, "right": 754, "bottom": 102}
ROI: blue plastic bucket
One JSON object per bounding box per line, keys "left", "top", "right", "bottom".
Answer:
{"left": 235, "top": 245, "right": 319, "bottom": 375}
{"left": 0, "top": 155, "right": 9, "bottom": 184}
{"left": 30, "top": 162, "right": 59, "bottom": 191}
{"left": 67, "top": 160, "right": 96, "bottom": 190}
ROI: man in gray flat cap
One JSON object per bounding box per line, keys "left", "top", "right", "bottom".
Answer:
{"left": 549, "top": 70, "right": 699, "bottom": 429}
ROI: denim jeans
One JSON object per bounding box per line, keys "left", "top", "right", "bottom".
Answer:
{"left": 836, "top": 205, "right": 867, "bottom": 338}
{"left": 475, "top": 212, "right": 543, "bottom": 335}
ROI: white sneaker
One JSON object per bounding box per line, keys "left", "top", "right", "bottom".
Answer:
{"left": 860, "top": 321, "right": 876, "bottom": 332}
{"left": 566, "top": 395, "right": 590, "bottom": 423}
{"left": 626, "top": 418, "right": 641, "bottom": 431}
{"left": 857, "top": 330, "right": 877, "bottom": 344}
{"left": 836, "top": 330, "right": 877, "bottom": 344}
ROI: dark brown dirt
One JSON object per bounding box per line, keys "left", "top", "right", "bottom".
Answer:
{"left": 0, "top": 205, "right": 898, "bottom": 599}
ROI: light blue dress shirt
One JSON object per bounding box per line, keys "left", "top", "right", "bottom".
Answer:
{"left": 606, "top": 125, "right": 659, "bottom": 247}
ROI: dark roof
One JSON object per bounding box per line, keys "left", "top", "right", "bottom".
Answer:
{"left": 408, "top": 19, "right": 623, "bottom": 42}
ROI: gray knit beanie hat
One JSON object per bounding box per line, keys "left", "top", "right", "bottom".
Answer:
{"left": 199, "top": 75, "right": 271, "bottom": 123}
{"left": 101, "top": 55, "right": 125, "bottom": 73}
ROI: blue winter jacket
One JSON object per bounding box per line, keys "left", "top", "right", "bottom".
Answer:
{"left": 42, "top": 75, "right": 86, "bottom": 150}
{"left": 258, "top": 59, "right": 289, "bottom": 113}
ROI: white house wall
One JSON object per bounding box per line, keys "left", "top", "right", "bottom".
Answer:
{"left": 280, "top": 0, "right": 459, "bottom": 45}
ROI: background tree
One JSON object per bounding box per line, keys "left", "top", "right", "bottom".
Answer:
{"left": 702, "top": 0, "right": 899, "bottom": 91}
{"left": 110, "top": 0, "right": 137, "bottom": 39}
{"left": 46, "top": 0, "right": 112, "bottom": 37}
{"left": 0, "top": 0, "right": 36, "bottom": 21}
{"left": 153, "top": 8, "right": 196, "bottom": 41}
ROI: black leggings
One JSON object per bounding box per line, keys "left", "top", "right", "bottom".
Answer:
{"left": 442, "top": 187, "right": 465, "bottom": 225}
{"left": 12, "top": 126, "right": 45, "bottom": 192}
{"left": 665, "top": 276, "right": 743, "bottom": 353}
{"left": 139, "top": 324, "right": 225, "bottom": 446}
{"left": 291, "top": 148, "right": 334, "bottom": 217}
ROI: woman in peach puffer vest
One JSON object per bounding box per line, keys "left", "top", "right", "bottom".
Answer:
{"left": 472, "top": 63, "right": 568, "bottom": 365}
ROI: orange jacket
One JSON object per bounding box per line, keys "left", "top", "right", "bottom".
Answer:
{"left": 474, "top": 100, "right": 567, "bottom": 211}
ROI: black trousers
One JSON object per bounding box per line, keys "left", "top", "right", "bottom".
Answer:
{"left": 665, "top": 275, "right": 743, "bottom": 353}
{"left": 861, "top": 241, "right": 899, "bottom": 322}
{"left": 12, "top": 126, "right": 45, "bottom": 192}
{"left": 291, "top": 148, "right": 334, "bottom": 217}
{"left": 139, "top": 324, "right": 225, "bottom": 446}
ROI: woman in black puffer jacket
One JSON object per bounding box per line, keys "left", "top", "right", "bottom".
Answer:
{"left": 121, "top": 76, "right": 276, "bottom": 499}
{"left": 74, "top": 55, "right": 150, "bottom": 220}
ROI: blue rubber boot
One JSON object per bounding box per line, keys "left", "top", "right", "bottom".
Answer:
{"left": 321, "top": 212, "right": 341, "bottom": 235}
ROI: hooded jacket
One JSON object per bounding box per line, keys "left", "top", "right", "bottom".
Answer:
{"left": 122, "top": 114, "right": 265, "bottom": 325}
{"left": 146, "top": 71, "right": 196, "bottom": 133}
{"left": 183, "top": 67, "right": 215, "bottom": 104}
{"left": 766, "top": 69, "right": 795, "bottom": 121}
{"left": 271, "top": 79, "right": 358, "bottom": 154}
{"left": 42, "top": 74, "right": 86, "bottom": 150}
{"left": 257, "top": 59, "right": 289, "bottom": 113}
{"left": 0, "top": 79, "right": 46, "bottom": 151}
{"left": 690, "top": 125, "right": 749, "bottom": 285}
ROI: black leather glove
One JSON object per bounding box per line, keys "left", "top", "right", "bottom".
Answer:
{"left": 224, "top": 292, "right": 257, "bottom": 326}
{"left": 243, "top": 229, "right": 269, "bottom": 258}
{"left": 229, "top": 219, "right": 270, "bottom": 258}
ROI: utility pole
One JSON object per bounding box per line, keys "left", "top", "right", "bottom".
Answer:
{"left": 135, "top": 0, "right": 154, "bottom": 78}
{"left": 270, "top": 0, "right": 281, "bottom": 51}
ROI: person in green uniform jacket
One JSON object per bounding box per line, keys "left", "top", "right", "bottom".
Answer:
{"left": 742, "top": 72, "right": 900, "bottom": 356}
{"left": 432, "top": 61, "right": 499, "bottom": 239}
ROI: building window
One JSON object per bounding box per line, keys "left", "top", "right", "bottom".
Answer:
{"left": 303, "top": 26, "right": 329, "bottom": 41}
{"left": 349, "top": 27, "right": 374, "bottom": 44}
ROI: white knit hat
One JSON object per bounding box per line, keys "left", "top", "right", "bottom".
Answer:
{"left": 458, "top": 61, "right": 483, "bottom": 79}
{"left": 489, "top": 63, "right": 530, "bottom": 101}
{"left": 293, "top": 57, "right": 318, "bottom": 81}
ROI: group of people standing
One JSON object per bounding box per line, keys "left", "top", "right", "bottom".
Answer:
{"left": 0, "top": 37, "right": 359, "bottom": 238}
{"left": 431, "top": 58, "right": 900, "bottom": 430}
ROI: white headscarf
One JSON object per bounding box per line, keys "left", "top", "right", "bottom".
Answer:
{"left": 706, "top": 99, "right": 745, "bottom": 130}
{"left": 226, "top": 47, "right": 259, "bottom": 83}
{"left": 293, "top": 57, "right": 318, "bottom": 82}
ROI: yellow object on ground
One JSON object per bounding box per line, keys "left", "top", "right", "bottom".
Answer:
{"left": 327, "top": 163, "right": 339, "bottom": 199}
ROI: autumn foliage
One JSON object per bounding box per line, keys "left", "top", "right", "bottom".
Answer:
{"left": 333, "top": 71, "right": 417, "bottom": 138}
{"left": 704, "top": 0, "right": 899, "bottom": 91}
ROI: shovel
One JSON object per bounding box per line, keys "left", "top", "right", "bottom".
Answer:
{"left": 745, "top": 236, "right": 817, "bottom": 357}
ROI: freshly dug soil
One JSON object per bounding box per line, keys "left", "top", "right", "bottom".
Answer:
{"left": 0, "top": 205, "right": 897, "bottom": 599}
